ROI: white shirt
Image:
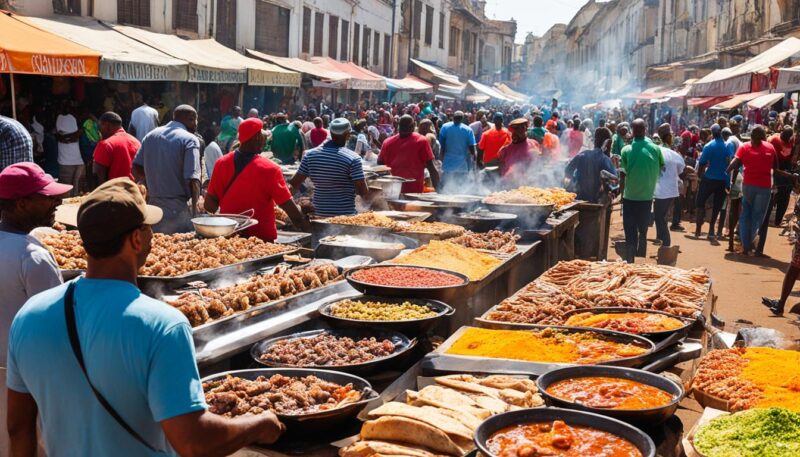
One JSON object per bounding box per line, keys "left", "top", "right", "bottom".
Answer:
{"left": 55, "top": 114, "right": 82, "bottom": 166}
{"left": 655, "top": 146, "right": 686, "bottom": 199}
{"left": 129, "top": 104, "right": 160, "bottom": 142}
{"left": 727, "top": 136, "right": 742, "bottom": 154}
{"left": 204, "top": 141, "right": 223, "bottom": 179}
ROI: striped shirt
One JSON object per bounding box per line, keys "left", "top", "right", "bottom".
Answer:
{"left": 298, "top": 140, "right": 365, "bottom": 217}
{"left": 0, "top": 116, "right": 33, "bottom": 171}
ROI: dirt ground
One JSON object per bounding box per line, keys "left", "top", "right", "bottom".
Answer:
{"left": 607, "top": 203, "right": 800, "bottom": 436}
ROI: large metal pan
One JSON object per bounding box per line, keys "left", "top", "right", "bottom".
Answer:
{"left": 250, "top": 328, "right": 416, "bottom": 376}
{"left": 201, "top": 368, "right": 378, "bottom": 432}
{"left": 318, "top": 295, "right": 455, "bottom": 335}
{"left": 474, "top": 407, "right": 656, "bottom": 457}
{"left": 345, "top": 265, "right": 470, "bottom": 302}
{"left": 315, "top": 233, "right": 417, "bottom": 262}
{"left": 537, "top": 365, "right": 684, "bottom": 427}
{"left": 452, "top": 210, "right": 518, "bottom": 232}
{"left": 560, "top": 307, "right": 695, "bottom": 342}
{"left": 482, "top": 201, "right": 555, "bottom": 229}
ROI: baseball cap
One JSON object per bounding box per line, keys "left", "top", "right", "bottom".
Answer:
{"left": 546, "top": 119, "right": 558, "bottom": 130}
{"left": 329, "top": 118, "right": 351, "bottom": 135}
{"left": 238, "top": 117, "right": 266, "bottom": 144}
{"left": 57, "top": 178, "right": 162, "bottom": 243}
{"left": 0, "top": 162, "right": 72, "bottom": 200}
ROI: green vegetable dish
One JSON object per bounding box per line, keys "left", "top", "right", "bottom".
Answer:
{"left": 329, "top": 299, "right": 437, "bottom": 321}
{"left": 694, "top": 408, "right": 800, "bottom": 457}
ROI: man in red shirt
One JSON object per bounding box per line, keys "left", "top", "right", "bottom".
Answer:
{"left": 92, "top": 112, "right": 140, "bottom": 183}
{"left": 204, "top": 118, "right": 309, "bottom": 241}
{"left": 378, "top": 115, "right": 440, "bottom": 193}
{"left": 478, "top": 112, "right": 511, "bottom": 166}
{"left": 499, "top": 118, "right": 539, "bottom": 182}
{"left": 309, "top": 117, "right": 329, "bottom": 147}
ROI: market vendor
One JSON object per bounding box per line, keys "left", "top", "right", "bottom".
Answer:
{"left": 378, "top": 114, "right": 439, "bottom": 193}
{"left": 205, "top": 118, "right": 310, "bottom": 240}
{"left": 7, "top": 178, "right": 284, "bottom": 456}
{"left": 498, "top": 118, "right": 539, "bottom": 182}
{"left": 289, "top": 118, "right": 370, "bottom": 217}
{"left": 564, "top": 127, "right": 617, "bottom": 203}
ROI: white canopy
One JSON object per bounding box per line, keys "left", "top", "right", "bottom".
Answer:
{"left": 246, "top": 49, "right": 350, "bottom": 83}
{"left": 468, "top": 80, "right": 514, "bottom": 102}
{"left": 776, "top": 66, "right": 800, "bottom": 92}
{"left": 410, "top": 58, "right": 462, "bottom": 85}
{"left": 747, "top": 92, "right": 785, "bottom": 110}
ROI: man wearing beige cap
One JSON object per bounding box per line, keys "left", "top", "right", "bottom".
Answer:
{"left": 7, "top": 178, "right": 284, "bottom": 456}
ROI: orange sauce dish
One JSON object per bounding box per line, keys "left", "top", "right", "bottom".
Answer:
{"left": 546, "top": 376, "right": 675, "bottom": 410}
{"left": 487, "top": 420, "right": 642, "bottom": 457}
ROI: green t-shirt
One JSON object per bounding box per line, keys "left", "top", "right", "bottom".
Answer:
{"left": 270, "top": 123, "right": 303, "bottom": 164}
{"left": 620, "top": 137, "right": 664, "bottom": 201}
{"left": 611, "top": 134, "right": 626, "bottom": 156}
{"left": 527, "top": 126, "right": 546, "bottom": 142}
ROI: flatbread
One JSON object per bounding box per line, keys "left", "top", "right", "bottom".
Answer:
{"left": 361, "top": 417, "right": 465, "bottom": 456}
{"left": 478, "top": 375, "right": 538, "bottom": 392}
{"left": 420, "top": 406, "right": 483, "bottom": 431}
{"left": 406, "top": 388, "right": 491, "bottom": 420}
{"left": 435, "top": 375, "right": 502, "bottom": 398}
{"left": 339, "top": 440, "right": 449, "bottom": 457}
{"left": 463, "top": 393, "right": 508, "bottom": 414}
{"left": 368, "top": 402, "right": 473, "bottom": 440}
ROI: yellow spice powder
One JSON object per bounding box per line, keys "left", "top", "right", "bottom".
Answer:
{"left": 390, "top": 240, "right": 502, "bottom": 281}
{"left": 741, "top": 347, "right": 800, "bottom": 411}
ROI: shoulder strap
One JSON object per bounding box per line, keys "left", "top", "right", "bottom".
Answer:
{"left": 222, "top": 150, "right": 257, "bottom": 197}
{"left": 64, "top": 282, "right": 163, "bottom": 453}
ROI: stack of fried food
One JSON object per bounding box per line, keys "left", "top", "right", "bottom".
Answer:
{"left": 168, "top": 262, "right": 341, "bottom": 326}
{"left": 324, "top": 212, "right": 399, "bottom": 229}
{"left": 321, "top": 212, "right": 465, "bottom": 238}
{"left": 449, "top": 230, "right": 519, "bottom": 254}
{"left": 484, "top": 187, "right": 576, "bottom": 209}
{"left": 485, "top": 260, "right": 709, "bottom": 325}
{"left": 340, "top": 374, "right": 543, "bottom": 457}
{"left": 41, "top": 231, "right": 293, "bottom": 277}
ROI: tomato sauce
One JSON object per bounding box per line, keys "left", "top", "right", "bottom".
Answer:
{"left": 546, "top": 376, "right": 675, "bottom": 410}
{"left": 487, "top": 420, "right": 642, "bottom": 457}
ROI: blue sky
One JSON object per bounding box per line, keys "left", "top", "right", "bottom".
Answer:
{"left": 486, "top": 0, "right": 592, "bottom": 42}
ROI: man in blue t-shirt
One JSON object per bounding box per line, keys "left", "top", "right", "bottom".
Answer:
{"left": 439, "top": 111, "right": 477, "bottom": 193}
{"left": 695, "top": 124, "right": 734, "bottom": 240}
{"left": 7, "top": 179, "right": 284, "bottom": 456}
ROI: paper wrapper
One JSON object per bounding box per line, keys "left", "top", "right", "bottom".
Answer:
{"left": 682, "top": 407, "right": 729, "bottom": 457}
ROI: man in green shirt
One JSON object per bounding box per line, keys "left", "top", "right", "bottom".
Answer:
{"left": 527, "top": 115, "right": 546, "bottom": 142}
{"left": 619, "top": 119, "right": 664, "bottom": 263}
{"left": 270, "top": 113, "right": 304, "bottom": 164}
{"left": 611, "top": 123, "right": 629, "bottom": 157}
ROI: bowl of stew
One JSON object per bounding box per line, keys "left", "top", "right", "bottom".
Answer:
{"left": 475, "top": 407, "right": 655, "bottom": 457}
{"left": 536, "top": 365, "right": 684, "bottom": 426}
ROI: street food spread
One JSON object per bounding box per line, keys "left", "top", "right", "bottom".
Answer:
{"left": 485, "top": 260, "right": 709, "bottom": 325}
{"left": 350, "top": 266, "right": 465, "bottom": 287}
{"left": 693, "top": 408, "right": 800, "bottom": 457}
{"left": 168, "top": 262, "right": 341, "bottom": 327}
{"left": 391, "top": 240, "right": 502, "bottom": 281}
{"left": 484, "top": 186, "right": 577, "bottom": 208}
{"left": 691, "top": 347, "right": 800, "bottom": 411}
{"left": 546, "top": 377, "right": 675, "bottom": 410}
{"left": 329, "top": 299, "right": 437, "bottom": 321}
{"left": 204, "top": 374, "right": 363, "bottom": 416}
{"left": 486, "top": 420, "right": 643, "bottom": 457}
{"left": 258, "top": 332, "right": 396, "bottom": 367}
{"left": 340, "top": 374, "right": 543, "bottom": 457}
{"left": 564, "top": 312, "right": 686, "bottom": 334}
{"left": 445, "top": 327, "right": 649, "bottom": 364}
{"left": 450, "top": 230, "right": 520, "bottom": 254}
{"left": 324, "top": 212, "right": 399, "bottom": 229}
{"left": 41, "top": 231, "right": 293, "bottom": 276}
{"left": 395, "top": 221, "right": 466, "bottom": 238}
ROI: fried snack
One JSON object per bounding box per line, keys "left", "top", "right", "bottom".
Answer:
{"left": 449, "top": 230, "right": 519, "bottom": 254}
{"left": 329, "top": 299, "right": 437, "bottom": 321}
{"left": 390, "top": 240, "right": 502, "bottom": 281}
{"left": 40, "top": 230, "right": 87, "bottom": 270}
{"left": 484, "top": 187, "right": 576, "bottom": 209}
{"left": 323, "top": 212, "right": 399, "bottom": 229}
{"left": 274, "top": 205, "right": 289, "bottom": 223}
{"left": 394, "top": 221, "right": 466, "bottom": 238}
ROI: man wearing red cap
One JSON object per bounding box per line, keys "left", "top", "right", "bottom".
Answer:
{"left": 0, "top": 162, "right": 71, "bottom": 455}
{"left": 205, "top": 118, "right": 310, "bottom": 241}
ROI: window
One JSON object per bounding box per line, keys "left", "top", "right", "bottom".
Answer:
{"left": 215, "top": 0, "right": 237, "bottom": 48}
{"left": 462, "top": 29, "right": 470, "bottom": 61}
{"left": 255, "top": 0, "right": 290, "bottom": 57}
{"left": 413, "top": 0, "right": 422, "bottom": 39}
{"left": 471, "top": 33, "right": 477, "bottom": 63}
{"left": 384, "top": 33, "right": 391, "bottom": 75}
{"left": 118, "top": 0, "right": 149, "bottom": 26}
{"left": 314, "top": 12, "right": 324, "bottom": 56}
{"left": 341, "top": 20, "right": 350, "bottom": 60}
{"left": 353, "top": 24, "right": 360, "bottom": 64}
{"left": 449, "top": 26, "right": 458, "bottom": 57}
{"left": 362, "top": 27, "right": 371, "bottom": 67}
{"left": 373, "top": 31, "right": 381, "bottom": 66}
{"left": 328, "top": 15, "right": 339, "bottom": 58}
{"left": 173, "top": 0, "right": 198, "bottom": 32}
{"left": 424, "top": 5, "right": 433, "bottom": 46}
{"left": 302, "top": 7, "right": 311, "bottom": 54}
{"left": 438, "top": 12, "right": 445, "bottom": 49}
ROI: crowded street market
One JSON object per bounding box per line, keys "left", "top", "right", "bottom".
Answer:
{"left": 1, "top": 1, "right": 800, "bottom": 457}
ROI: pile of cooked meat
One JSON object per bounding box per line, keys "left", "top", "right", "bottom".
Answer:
{"left": 449, "top": 230, "right": 520, "bottom": 254}
{"left": 204, "top": 374, "right": 362, "bottom": 416}
{"left": 259, "top": 332, "right": 396, "bottom": 367}
{"left": 168, "top": 262, "right": 341, "bottom": 327}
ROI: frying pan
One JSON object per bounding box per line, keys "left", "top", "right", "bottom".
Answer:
{"left": 318, "top": 295, "right": 455, "bottom": 335}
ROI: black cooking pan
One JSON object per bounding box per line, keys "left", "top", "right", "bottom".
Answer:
{"left": 250, "top": 328, "right": 416, "bottom": 376}
{"left": 537, "top": 365, "right": 684, "bottom": 427}
{"left": 201, "top": 368, "right": 378, "bottom": 433}
{"left": 319, "top": 295, "right": 455, "bottom": 335}
{"left": 345, "top": 264, "right": 469, "bottom": 302}
{"left": 474, "top": 407, "right": 656, "bottom": 457}
{"left": 560, "top": 307, "right": 695, "bottom": 342}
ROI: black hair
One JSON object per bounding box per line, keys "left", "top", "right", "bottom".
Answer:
{"left": 533, "top": 116, "right": 543, "bottom": 127}
{"left": 82, "top": 227, "right": 138, "bottom": 259}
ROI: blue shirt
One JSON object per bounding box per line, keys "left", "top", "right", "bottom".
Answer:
{"left": 7, "top": 279, "right": 206, "bottom": 456}
{"left": 698, "top": 137, "right": 733, "bottom": 182}
{"left": 132, "top": 121, "right": 201, "bottom": 200}
{"left": 565, "top": 148, "right": 617, "bottom": 203}
{"left": 0, "top": 115, "right": 33, "bottom": 170}
{"left": 439, "top": 122, "right": 477, "bottom": 173}
{"left": 298, "top": 140, "right": 365, "bottom": 217}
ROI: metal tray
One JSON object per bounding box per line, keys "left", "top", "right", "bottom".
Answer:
{"left": 559, "top": 307, "right": 696, "bottom": 341}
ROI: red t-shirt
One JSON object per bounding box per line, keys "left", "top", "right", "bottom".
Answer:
{"left": 310, "top": 127, "right": 328, "bottom": 147}
{"left": 207, "top": 153, "right": 292, "bottom": 241}
{"left": 499, "top": 140, "right": 538, "bottom": 177}
{"left": 378, "top": 132, "right": 434, "bottom": 193}
{"left": 566, "top": 130, "right": 584, "bottom": 157}
{"left": 768, "top": 135, "right": 794, "bottom": 162}
{"left": 92, "top": 128, "right": 140, "bottom": 181}
{"left": 736, "top": 141, "right": 776, "bottom": 189}
{"left": 478, "top": 127, "right": 511, "bottom": 163}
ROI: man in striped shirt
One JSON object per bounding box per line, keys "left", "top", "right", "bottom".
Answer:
{"left": 290, "top": 118, "right": 370, "bottom": 217}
